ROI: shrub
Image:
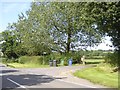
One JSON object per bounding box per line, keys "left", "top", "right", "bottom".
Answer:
{"left": 18, "top": 56, "right": 46, "bottom": 65}
{"left": 49, "top": 52, "right": 84, "bottom": 65}
{"left": 47, "top": 53, "right": 72, "bottom": 65}
{"left": 18, "top": 56, "right": 30, "bottom": 64}
{"left": 2, "top": 58, "right": 8, "bottom": 63}
{"left": 105, "top": 52, "right": 118, "bottom": 67}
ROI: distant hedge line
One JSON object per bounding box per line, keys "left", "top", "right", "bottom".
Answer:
{"left": 2, "top": 51, "right": 107, "bottom": 65}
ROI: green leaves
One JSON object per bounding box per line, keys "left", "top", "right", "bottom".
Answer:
{"left": 86, "top": 2, "right": 120, "bottom": 51}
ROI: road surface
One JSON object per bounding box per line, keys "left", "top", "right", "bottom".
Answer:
{"left": 0, "top": 63, "right": 117, "bottom": 90}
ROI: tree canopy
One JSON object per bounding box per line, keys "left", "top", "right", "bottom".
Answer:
{"left": 85, "top": 2, "right": 120, "bottom": 51}
{"left": 26, "top": 2, "right": 103, "bottom": 53}
{"left": 84, "top": 2, "right": 120, "bottom": 66}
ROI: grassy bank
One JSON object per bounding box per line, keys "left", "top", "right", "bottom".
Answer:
{"left": 6, "top": 63, "right": 49, "bottom": 68}
{"left": 73, "top": 63, "right": 118, "bottom": 88}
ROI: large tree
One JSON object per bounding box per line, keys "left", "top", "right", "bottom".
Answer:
{"left": 84, "top": 2, "right": 120, "bottom": 66}
{"left": 28, "top": 2, "right": 103, "bottom": 53}
{"left": 85, "top": 2, "right": 120, "bottom": 51}
{"left": 2, "top": 2, "right": 111, "bottom": 56}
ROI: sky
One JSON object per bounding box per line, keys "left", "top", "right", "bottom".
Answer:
{"left": 0, "top": 0, "right": 32, "bottom": 32}
{"left": 0, "top": 0, "right": 115, "bottom": 50}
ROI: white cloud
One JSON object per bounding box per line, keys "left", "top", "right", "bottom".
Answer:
{"left": 87, "top": 36, "right": 114, "bottom": 50}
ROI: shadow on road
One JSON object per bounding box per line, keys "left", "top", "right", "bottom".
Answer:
{"left": 0, "top": 70, "right": 19, "bottom": 74}
{"left": 0, "top": 65, "right": 5, "bottom": 67}
{"left": 2, "top": 74, "right": 67, "bottom": 89}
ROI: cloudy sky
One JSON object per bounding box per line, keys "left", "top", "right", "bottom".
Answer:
{"left": 0, "top": 0, "right": 114, "bottom": 50}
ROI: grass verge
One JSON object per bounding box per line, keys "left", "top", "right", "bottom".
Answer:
{"left": 6, "top": 63, "right": 49, "bottom": 68}
{"left": 73, "top": 63, "right": 118, "bottom": 88}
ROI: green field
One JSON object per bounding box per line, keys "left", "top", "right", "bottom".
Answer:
{"left": 73, "top": 63, "right": 118, "bottom": 88}
{"left": 85, "top": 59, "right": 104, "bottom": 64}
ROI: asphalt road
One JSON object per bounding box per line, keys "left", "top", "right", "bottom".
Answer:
{"left": 0, "top": 63, "right": 117, "bottom": 90}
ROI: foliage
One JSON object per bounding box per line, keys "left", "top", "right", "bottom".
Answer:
{"left": 84, "top": 2, "right": 120, "bottom": 49}
{"left": 1, "top": 2, "right": 103, "bottom": 56}
{"left": 41, "top": 2, "right": 103, "bottom": 53}
{"left": 82, "top": 2, "right": 120, "bottom": 66}
{"left": 1, "top": 30, "right": 19, "bottom": 58}
{"left": 18, "top": 56, "right": 44, "bottom": 64}
{"left": 11, "top": 14, "right": 53, "bottom": 56}
{"left": 105, "top": 52, "right": 119, "bottom": 67}
{"left": 2, "top": 58, "right": 8, "bottom": 63}
{"left": 2, "top": 58, "right": 18, "bottom": 63}
{"left": 49, "top": 51, "right": 84, "bottom": 65}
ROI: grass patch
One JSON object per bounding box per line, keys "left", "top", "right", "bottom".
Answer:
{"left": 73, "top": 63, "right": 118, "bottom": 88}
{"left": 85, "top": 59, "right": 104, "bottom": 64}
{"left": 6, "top": 63, "right": 49, "bottom": 68}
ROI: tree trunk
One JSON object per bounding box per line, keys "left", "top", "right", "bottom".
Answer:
{"left": 66, "top": 26, "right": 71, "bottom": 53}
{"left": 67, "top": 35, "right": 70, "bottom": 53}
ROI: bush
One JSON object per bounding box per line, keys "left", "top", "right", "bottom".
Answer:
{"left": 18, "top": 56, "right": 30, "bottom": 64}
{"left": 2, "top": 57, "right": 19, "bottom": 63}
{"left": 47, "top": 53, "right": 72, "bottom": 65}
{"left": 2, "top": 58, "right": 8, "bottom": 63}
{"left": 17, "top": 54, "right": 70, "bottom": 65}
{"left": 18, "top": 56, "right": 46, "bottom": 65}
{"left": 105, "top": 52, "right": 118, "bottom": 67}
{"left": 49, "top": 52, "right": 84, "bottom": 65}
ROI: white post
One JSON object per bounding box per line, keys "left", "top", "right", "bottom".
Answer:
{"left": 81, "top": 55, "right": 85, "bottom": 65}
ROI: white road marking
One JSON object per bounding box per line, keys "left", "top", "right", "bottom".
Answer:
{"left": 0, "top": 74, "right": 2, "bottom": 76}
{"left": 7, "top": 78, "right": 26, "bottom": 88}
{"left": 57, "top": 79, "right": 97, "bottom": 88}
